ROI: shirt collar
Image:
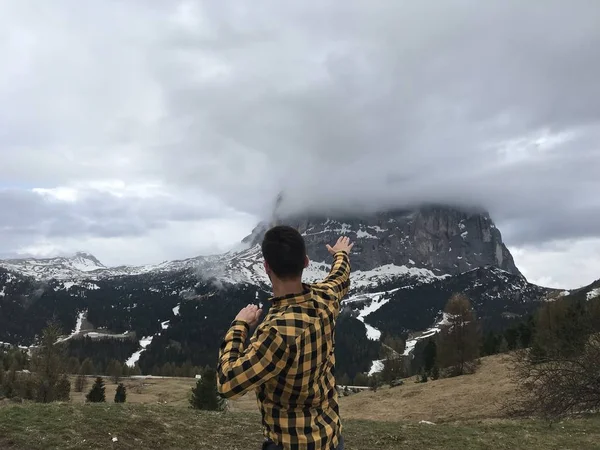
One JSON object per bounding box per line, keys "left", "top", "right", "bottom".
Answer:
{"left": 269, "top": 283, "right": 313, "bottom": 307}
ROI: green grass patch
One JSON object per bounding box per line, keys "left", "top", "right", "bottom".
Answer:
{"left": 0, "top": 403, "right": 599, "bottom": 449}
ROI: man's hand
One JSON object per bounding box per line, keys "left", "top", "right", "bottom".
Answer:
{"left": 326, "top": 236, "right": 354, "bottom": 256}
{"left": 235, "top": 304, "right": 263, "bottom": 328}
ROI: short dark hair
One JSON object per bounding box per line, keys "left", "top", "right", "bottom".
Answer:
{"left": 261, "top": 225, "right": 306, "bottom": 279}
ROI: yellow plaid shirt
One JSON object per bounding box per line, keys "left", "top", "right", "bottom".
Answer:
{"left": 217, "top": 251, "right": 351, "bottom": 450}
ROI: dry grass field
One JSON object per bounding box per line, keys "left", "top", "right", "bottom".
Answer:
{"left": 66, "top": 353, "right": 516, "bottom": 422}
{"left": 2, "top": 354, "right": 600, "bottom": 449}
{"left": 69, "top": 376, "right": 197, "bottom": 407}
{"left": 229, "top": 353, "right": 516, "bottom": 422}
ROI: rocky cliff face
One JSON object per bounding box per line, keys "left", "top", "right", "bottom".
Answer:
{"left": 243, "top": 205, "right": 521, "bottom": 277}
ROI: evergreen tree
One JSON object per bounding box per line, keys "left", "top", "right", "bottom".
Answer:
{"left": 431, "top": 365, "right": 440, "bottom": 380}
{"left": 423, "top": 340, "right": 437, "bottom": 372}
{"left": 114, "top": 383, "right": 127, "bottom": 403}
{"left": 498, "top": 336, "right": 509, "bottom": 353}
{"left": 182, "top": 361, "right": 194, "bottom": 378}
{"left": 481, "top": 331, "right": 501, "bottom": 356}
{"left": 80, "top": 358, "right": 96, "bottom": 376}
{"left": 368, "top": 374, "right": 382, "bottom": 392}
{"left": 86, "top": 377, "right": 106, "bottom": 403}
{"left": 107, "top": 359, "right": 123, "bottom": 384}
{"left": 130, "top": 364, "right": 142, "bottom": 376}
{"left": 353, "top": 372, "right": 369, "bottom": 386}
{"left": 438, "top": 293, "right": 480, "bottom": 377}
{"left": 161, "top": 362, "right": 174, "bottom": 377}
{"left": 381, "top": 358, "right": 404, "bottom": 383}
{"left": 67, "top": 356, "right": 81, "bottom": 374}
{"left": 75, "top": 374, "right": 87, "bottom": 393}
{"left": 338, "top": 373, "right": 351, "bottom": 386}
{"left": 30, "top": 321, "right": 68, "bottom": 403}
{"left": 189, "top": 368, "right": 225, "bottom": 411}
{"left": 56, "top": 375, "right": 71, "bottom": 401}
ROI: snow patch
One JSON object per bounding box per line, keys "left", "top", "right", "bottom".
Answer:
{"left": 356, "top": 229, "right": 378, "bottom": 239}
{"left": 161, "top": 320, "right": 170, "bottom": 330}
{"left": 364, "top": 323, "right": 381, "bottom": 341}
{"left": 346, "top": 291, "right": 392, "bottom": 341}
{"left": 461, "top": 231, "right": 468, "bottom": 239}
{"left": 126, "top": 336, "right": 154, "bottom": 368}
{"left": 587, "top": 288, "right": 600, "bottom": 301}
{"left": 172, "top": 305, "right": 180, "bottom": 316}
{"left": 368, "top": 360, "right": 384, "bottom": 376}
{"left": 56, "top": 310, "right": 86, "bottom": 343}
{"left": 403, "top": 313, "right": 451, "bottom": 357}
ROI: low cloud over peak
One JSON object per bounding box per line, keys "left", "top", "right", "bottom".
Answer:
{"left": 0, "top": 0, "right": 599, "bottom": 288}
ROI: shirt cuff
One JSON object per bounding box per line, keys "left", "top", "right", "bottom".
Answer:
{"left": 231, "top": 319, "right": 250, "bottom": 331}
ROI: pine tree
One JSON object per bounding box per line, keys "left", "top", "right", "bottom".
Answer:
{"left": 353, "top": 372, "right": 369, "bottom": 386}
{"left": 338, "top": 373, "right": 351, "bottom": 386}
{"left": 67, "top": 356, "right": 81, "bottom": 375}
{"left": 56, "top": 375, "right": 71, "bottom": 401}
{"left": 107, "top": 359, "right": 123, "bottom": 384}
{"left": 438, "top": 293, "right": 480, "bottom": 377}
{"left": 130, "top": 364, "right": 142, "bottom": 376}
{"left": 80, "top": 358, "right": 96, "bottom": 376}
{"left": 368, "top": 374, "right": 382, "bottom": 392}
{"left": 189, "top": 368, "right": 225, "bottom": 411}
{"left": 423, "top": 340, "right": 437, "bottom": 372}
{"left": 86, "top": 377, "right": 106, "bottom": 403}
{"left": 114, "top": 383, "right": 127, "bottom": 403}
{"left": 431, "top": 365, "right": 440, "bottom": 380}
{"left": 498, "top": 336, "right": 509, "bottom": 353}
{"left": 161, "top": 362, "right": 174, "bottom": 377}
{"left": 75, "top": 374, "right": 87, "bottom": 393}
{"left": 30, "top": 321, "right": 68, "bottom": 403}
{"left": 381, "top": 358, "right": 404, "bottom": 383}
{"left": 182, "top": 361, "right": 194, "bottom": 378}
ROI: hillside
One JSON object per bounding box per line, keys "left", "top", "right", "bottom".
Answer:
{"left": 1, "top": 403, "right": 599, "bottom": 450}
{"left": 0, "top": 204, "right": 561, "bottom": 380}
{"left": 228, "top": 353, "right": 515, "bottom": 422}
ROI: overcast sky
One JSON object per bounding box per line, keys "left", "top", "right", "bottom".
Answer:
{"left": 1, "top": 1, "right": 599, "bottom": 289}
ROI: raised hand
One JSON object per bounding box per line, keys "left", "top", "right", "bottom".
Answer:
{"left": 235, "top": 304, "right": 263, "bottom": 327}
{"left": 326, "top": 236, "right": 354, "bottom": 256}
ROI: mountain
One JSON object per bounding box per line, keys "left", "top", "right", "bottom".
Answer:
{"left": 0, "top": 252, "right": 106, "bottom": 279}
{"left": 244, "top": 205, "right": 521, "bottom": 276}
{"left": 0, "top": 204, "right": 560, "bottom": 379}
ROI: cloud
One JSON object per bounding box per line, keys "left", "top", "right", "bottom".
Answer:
{"left": 512, "top": 238, "right": 600, "bottom": 290}
{"left": 0, "top": 1, "right": 599, "bottom": 286}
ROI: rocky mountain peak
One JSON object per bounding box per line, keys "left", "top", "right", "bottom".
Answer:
{"left": 242, "top": 204, "right": 521, "bottom": 277}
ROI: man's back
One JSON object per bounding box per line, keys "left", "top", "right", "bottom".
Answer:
{"left": 217, "top": 240, "right": 351, "bottom": 450}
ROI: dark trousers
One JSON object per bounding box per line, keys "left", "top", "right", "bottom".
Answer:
{"left": 262, "top": 436, "right": 344, "bottom": 450}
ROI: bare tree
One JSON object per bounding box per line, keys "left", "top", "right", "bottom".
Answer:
{"left": 509, "top": 335, "right": 600, "bottom": 420}
{"left": 438, "top": 293, "right": 480, "bottom": 377}
{"left": 508, "top": 296, "right": 600, "bottom": 420}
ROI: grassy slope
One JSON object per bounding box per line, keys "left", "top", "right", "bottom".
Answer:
{"left": 0, "top": 403, "right": 599, "bottom": 450}
{"left": 230, "top": 353, "right": 517, "bottom": 422}
{"left": 2, "top": 354, "right": 599, "bottom": 449}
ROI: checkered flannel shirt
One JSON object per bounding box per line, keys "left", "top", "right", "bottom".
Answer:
{"left": 217, "top": 250, "right": 351, "bottom": 450}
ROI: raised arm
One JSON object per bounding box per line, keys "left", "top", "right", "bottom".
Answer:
{"left": 314, "top": 236, "right": 353, "bottom": 301}
{"left": 216, "top": 320, "right": 291, "bottom": 400}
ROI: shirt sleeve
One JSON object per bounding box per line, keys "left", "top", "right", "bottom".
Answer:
{"left": 313, "top": 250, "right": 351, "bottom": 303}
{"left": 216, "top": 320, "right": 291, "bottom": 400}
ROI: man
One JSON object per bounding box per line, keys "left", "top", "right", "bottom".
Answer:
{"left": 217, "top": 225, "right": 353, "bottom": 450}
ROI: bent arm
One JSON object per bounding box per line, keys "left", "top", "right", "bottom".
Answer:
{"left": 216, "top": 321, "right": 290, "bottom": 400}
{"left": 315, "top": 250, "right": 351, "bottom": 301}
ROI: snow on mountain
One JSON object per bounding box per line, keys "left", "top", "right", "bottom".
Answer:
{"left": 587, "top": 288, "right": 600, "bottom": 301}
{"left": 0, "top": 252, "right": 105, "bottom": 280}
{"left": 0, "top": 243, "right": 448, "bottom": 295}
